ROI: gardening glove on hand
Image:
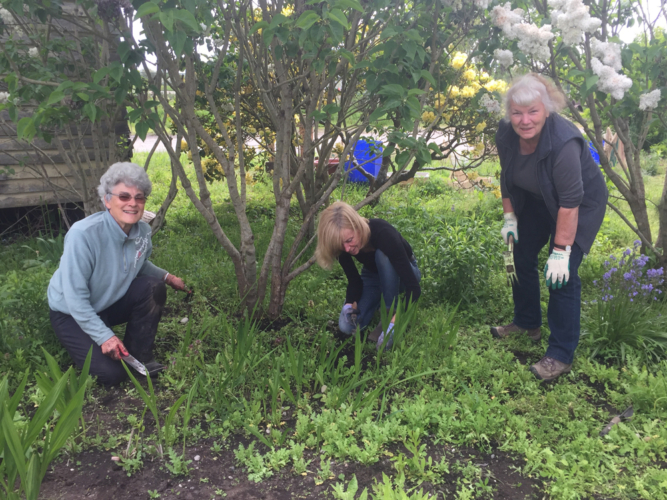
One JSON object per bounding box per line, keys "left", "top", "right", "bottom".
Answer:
{"left": 342, "top": 303, "right": 360, "bottom": 327}
{"left": 164, "top": 273, "right": 187, "bottom": 291}
{"left": 501, "top": 212, "right": 518, "bottom": 244}
{"left": 101, "top": 335, "right": 129, "bottom": 361}
{"left": 376, "top": 322, "right": 395, "bottom": 352}
{"left": 544, "top": 248, "right": 571, "bottom": 290}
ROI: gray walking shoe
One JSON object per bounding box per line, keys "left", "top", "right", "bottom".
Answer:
{"left": 529, "top": 356, "right": 571, "bottom": 381}
{"left": 490, "top": 322, "right": 541, "bottom": 341}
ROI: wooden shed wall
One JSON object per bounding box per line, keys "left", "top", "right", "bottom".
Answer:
{"left": 0, "top": 111, "right": 129, "bottom": 209}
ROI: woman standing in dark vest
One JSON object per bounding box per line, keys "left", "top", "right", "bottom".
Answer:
{"left": 491, "top": 73, "right": 608, "bottom": 381}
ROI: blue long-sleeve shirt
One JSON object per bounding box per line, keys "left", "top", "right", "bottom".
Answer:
{"left": 48, "top": 210, "right": 167, "bottom": 345}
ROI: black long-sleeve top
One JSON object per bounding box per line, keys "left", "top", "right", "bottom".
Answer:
{"left": 338, "top": 218, "right": 421, "bottom": 304}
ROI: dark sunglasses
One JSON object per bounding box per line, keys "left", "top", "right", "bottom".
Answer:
{"left": 108, "top": 192, "right": 148, "bottom": 204}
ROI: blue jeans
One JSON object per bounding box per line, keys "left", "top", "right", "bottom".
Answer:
{"left": 338, "top": 250, "right": 421, "bottom": 335}
{"left": 513, "top": 196, "right": 584, "bottom": 364}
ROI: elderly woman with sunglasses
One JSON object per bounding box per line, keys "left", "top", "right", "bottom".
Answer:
{"left": 48, "top": 162, "right": 186, "bottom": 386}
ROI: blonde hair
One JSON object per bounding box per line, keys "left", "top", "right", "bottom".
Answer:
{"left": 504, "top": 73, "right": 566, "bottom": 118}
{"left": 316, "top": 201, "right": 371, "bottom": 270}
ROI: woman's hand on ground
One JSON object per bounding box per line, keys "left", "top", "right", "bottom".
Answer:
{"left": 101, "top": 335, "right": 129, "bottom": 361}
{"left": 165, "top": 274, "right": 187, "bottom": 291}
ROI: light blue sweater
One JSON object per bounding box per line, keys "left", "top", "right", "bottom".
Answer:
{"left": 48, "top": 210, "right": 167, "bottom": 345}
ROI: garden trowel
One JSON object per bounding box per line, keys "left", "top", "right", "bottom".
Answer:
{"left": 599, "top": 406, "right": 634, "bottom": 436}
{"left": 503, "top": 235, "right": 518, "bottom": 286}
{"left": 121, "top": 354, "right": 147, "bottom": 376}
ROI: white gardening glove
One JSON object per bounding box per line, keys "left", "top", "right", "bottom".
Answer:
{"left": 501, "top": 212, "right": 519, "bottom": 244}
{"left": 544, "top": 248, "right": 571, "bottom": 290}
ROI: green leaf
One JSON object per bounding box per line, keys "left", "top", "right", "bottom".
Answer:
{"left": 93, "top": 67, "right": 111, "bottom": 84}
{"left": 585, "top": 75, "right": 599, "bottom": 91}
{"left": 327, "top": 9, "right": 349, "bottom": 29}
{"left": 382, "top": 143, "right": 396, "bottom": 158}
{"left": 335, "top": 0, "right": 364, "bottom": 12}
{"left": 23, "top": 368, "right": 72, "bottom": 451}
{"left": 135, "top": 2, "right": 159, "bottom": 18}
{"left": 175, "top": 9, "right": 200, "bottom": 33}
{"left": 109, "top": 63, "right": 123, "bottom": 83}
{"left": 46, "top": 90, "right": 65, "bottom": 106}
{"left": 339, "top": 48, "right": 355, "bottom": 64}
{"left": 46, "top": 383, "right": 87, "bottom": 463}
{"left": 407, "top": 88, "right": 426, "bottom": 96}
{"left": 369, "top": 107, "right": 387, "bottom": 122}
{"left": 295, "top": 11, "right": 320, "bottom": 30}
{"left": 406, "top": 95, "right": 421, "bottom": 116}
{"left": 136, "top": 121, "right": 150, "bottom": 141}
{"left": 378, "top": 84, "right": 406, "bottom": 97}
{"left": 17, "top": 117, "right": 36, "bottom": 140}
{"left": 2, "top": 404, "right": 26, "bottom": 483}
{"left": 160, "top": 9, "right": 175, "bottom": 31}
{"left": 83, "top": 103, "right": 97, "bottom": 122}
{"left": 269, "top": 13, "right": 288, "bottom": 29}
{"left": 250, "top": 21, "right": 269, "bottom": 34}
{"left": 420, "top": 69, "right": 436, "bottom": 86}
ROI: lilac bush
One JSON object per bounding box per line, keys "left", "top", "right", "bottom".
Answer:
{"left": 593, "top": 240, "right": 664, "bottom": 304}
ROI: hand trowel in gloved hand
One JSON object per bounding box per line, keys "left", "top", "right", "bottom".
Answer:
{"left": 504, "top": 235, "right": 518, "bottom": 286}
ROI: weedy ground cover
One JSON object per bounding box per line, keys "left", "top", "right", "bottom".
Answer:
{"left": 2, "top": 153, "right": 667, "bottom": 499}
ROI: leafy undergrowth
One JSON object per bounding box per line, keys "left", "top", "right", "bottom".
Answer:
{"left": 4, "top": 171, "right": 667, "bottom": 499}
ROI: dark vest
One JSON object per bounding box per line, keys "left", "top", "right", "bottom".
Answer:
{"left": 496, "top": 113, "right": 608, "bottom": 253}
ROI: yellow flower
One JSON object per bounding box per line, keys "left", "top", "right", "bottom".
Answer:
{"left": 281, "top": 5, "right": 294, "bottom": 16}
{"left": 479, "top": 72, "right": 490, "bottom": 82}
{"left": 450, "top": 52, "right": 467, "bottom": 70}
{"left": 476, "top": 121, "right": 487, "bottom": 133}
{"left": 449, "top": 86, "right": 460, "bottom": 98}
{"left": 434, "top": 93, "right": 446, "bottom": 109}
{"left": 461, "top": 86, "right": 476, "bottom": 98}
{"left": 471, "top": 81, "right": 482, "bottom": 91}
{"left": 484, "top": 79, "right": 508, "bottom": 93}
{"left": 180, "top": 139, "right": 189, "bottom": 152}
{"left": 421, "top": 111, "right": 437, "bottom": 124}
{"left": 463, "top": 68, "right": 477, "bottom": 81}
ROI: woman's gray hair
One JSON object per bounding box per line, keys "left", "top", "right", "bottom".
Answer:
{"left": 504, "top": 73, "right": 566, "bottom": 118}
{"left": 97, "top": 162, "right": 152, "bottom": 204}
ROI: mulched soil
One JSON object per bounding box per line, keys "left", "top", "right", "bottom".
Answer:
{"left": 41, "top": 440, "right": 542, "bottom": 500}
{"left": 40, "top": 386, "right": 544, "bottom": 500}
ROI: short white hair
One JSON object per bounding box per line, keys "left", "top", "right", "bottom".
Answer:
{"left": 97, "top": 162, "right": 152, "bottom": 204}
{"left": 504, "top": 73, "right": 565, "bottom": 118}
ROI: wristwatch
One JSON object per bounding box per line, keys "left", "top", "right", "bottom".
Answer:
{"left": 553, "top": 243, "right": 571, "bottom": 251}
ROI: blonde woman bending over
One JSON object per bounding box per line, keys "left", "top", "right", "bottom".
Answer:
{"left": 316, "top": 202, "right": 421, "bottom": 351}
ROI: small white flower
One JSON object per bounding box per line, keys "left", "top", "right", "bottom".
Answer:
{"left": 28, "top": 47, "right": 39, "bottom": 58}
{"left": 0, "top": 8, "right": 13, "bottom": 25}
{"left": 639, "top": 89, "right": 661, "bottom": 111}
{"left": 480, "top": 94, "right": 502, "bottom": 114}
{"left": 493, "top": 48, "right": 514, "bottom": 68}
{"left": 491, "top": 3, "right": 524, "bottom": 38}
{"left": 0, "top": 92, "right": 9, "bottom": 104}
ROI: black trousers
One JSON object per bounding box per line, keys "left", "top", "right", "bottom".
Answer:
{"left": 50, "top": 275, "right": 167, "bottom": 386}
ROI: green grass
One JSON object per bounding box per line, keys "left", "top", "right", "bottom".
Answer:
{"left": 2, "top": 153, "right": 667, "bottom": 499}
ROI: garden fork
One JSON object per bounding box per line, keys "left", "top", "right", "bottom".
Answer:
{"left": 503, "top": 235, "right": 518, "bottom": 286}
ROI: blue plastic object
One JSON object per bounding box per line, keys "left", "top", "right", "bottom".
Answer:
{"left": 345, "top": 140, "right": 383, "bottom": 182}
{"left": 588, "top": 141, "right": 601, "bottom": 165}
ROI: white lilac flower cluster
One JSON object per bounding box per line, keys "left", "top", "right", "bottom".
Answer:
{"left": 493, "top": 48, "right": 514, "bottom": 68}
{"left": 28, "top": 47, "right": 39, "bottom": 58}
{"left": 0, "top": 92, "right": 9, "bottom": 104}
{"left": 490, "top": 3, "right": 554, "bottom": 61}
{"left": 590, "top": 39, "right": 622, "bottom": 70}
{"left": 480, "top": 93, "right": 502, "bottom": 114}
{"left": 590, "top": 57, "right": 632, "bottom": 100}
{"left": 549, "top": 0, "right": 601, "bottom": 45}
{"left": 639, "top": 89, "right": 661, "bottom": 111}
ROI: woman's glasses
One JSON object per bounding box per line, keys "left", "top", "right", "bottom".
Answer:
{"left": 108, "top": 192, "right": 148, "bottom": 204}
